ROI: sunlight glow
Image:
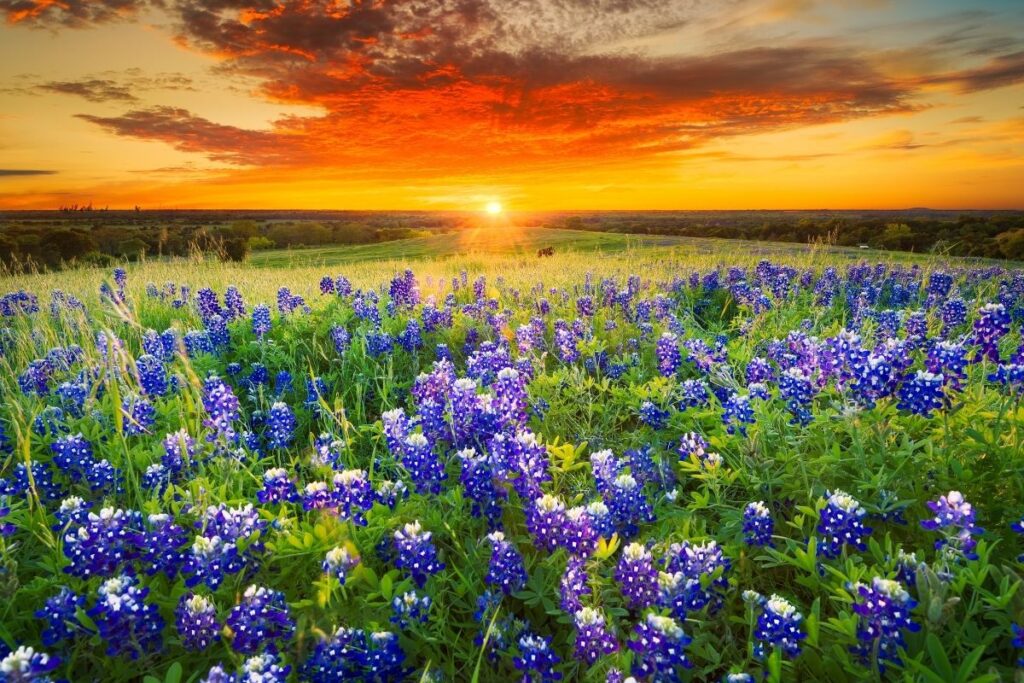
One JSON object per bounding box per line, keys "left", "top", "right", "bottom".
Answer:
{"left": 485, "top": 201, "right": 503, "bottom": 215}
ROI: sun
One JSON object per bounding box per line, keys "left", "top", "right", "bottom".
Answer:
{"left": 485, "top": 201, "right": 503, "bottom": 215}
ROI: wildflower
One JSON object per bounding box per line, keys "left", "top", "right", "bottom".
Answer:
{"left": 394, "top": 521, "right": 445, "bottom": 587}
{"left": 256, "top": 468, "right": 298, "bottom": 505}
{"left": 573, "top": 607, "right": 618, "bottom": 664}
{"left": 817, "top": 490, "right": 871, "bottom": 559}
{"left": 897, "top": 371, "right": 945, "bottom": 417}
{"left": 89, "top": 575, "right": 165, "bottom": 659}
{"left": 850, "top": 577, "right": 919, "bottom": 672}
{"left": 401, "top": 433, "right": 446, "bottom": 495}
{"left": 391, "top": 591, "right": 431, "bottom": 628}
{"left": 742, "top": 501, "right": 774, "bottom": 547}
{"left": 176, "top": 593, "right": 220, "bottom": 651}
{"left": 332, "top": 469, "right": 374, "bottom": 525}
{"left": 265, "top": 402, "right": 295, "bottom": 450}
{"left": 36, "top": 587, "right": 86, "bottom": 646}
{"left": 0, "top": 646, "right": 61, "bottom": 682}
{"left": 485, "top": 531, "right": 527, "bottom": 594}
{"left": 616, "top": 543, "right": 658, "bottom": 610}
{"left": 323, "top": 546, "right": 359, "bottom": 584}
{"left": 251, "top": 304, "right": 272, "bottom": 339}
{"left": 225, "top": 585, "right": 295, "bottom": 654}
{"left": 628, "top": 613, "right": 692, "bottom": 678}
{"left": 526, "top": 494, "right": 567, "bottom": 552}
{"left": 656, "top": 332, "right": 682, "bottom": 377}
{"left": 513, "top": 633, "right": 562, "bottom": 682}
{"left": 921, "top": 490, "right": 982, "bottom": 560}
{"left": 753, "top": 594, "right": 805, "bottom": 659}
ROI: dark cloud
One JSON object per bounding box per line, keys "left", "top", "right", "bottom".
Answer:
{"left": 934, "top": 50, "right": 1024, "bottom": 92}
{"left": 0, "top": 169, "right": 57, "bottom": 176}
{"left": 39, "top": 78, "right": 138, "bottom": 102}
{"left": 0, "top": 0, "right": 147, "bottom": 27}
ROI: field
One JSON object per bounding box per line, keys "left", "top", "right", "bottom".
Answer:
{"left": 1, "top": 235, "right": 1023, "bottom": 683}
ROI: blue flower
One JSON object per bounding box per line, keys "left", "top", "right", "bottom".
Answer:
{"left": 323, "top": 546, "right": 359, "bottom": 585}
{"left": 615, "top": 542, "right": 658, "bottom": 610}
{"left": 573, "top": 607, "right": 618, "bottom": 664}
{"left": 0, "top": 646, "right": 61, "bottom": 682}
{"left": 225, "top": 585, "right": 294, "bottom": 654}
{"left": 175, "top": 593, "right": 220, "bottom": 651}
{"left": 742, "top": 501, "right": 774, "bottom": 547}
{"left": 513, "top": 633, "right": 562, "bottom": 682}
{"left": 628, "top": 613, "right": 691, "bottom": 679}
{"left": 817, "top": 490, "right": 872, "bottom": 559}
{"left": 752, "top": 593, "right": 805, "bottom": 659}
{"left": 921, "top": 490, "right": 982, "bottom": 560}
{"left": 393, "top": 520, "right": 444, "bottom": 587}
{"left": 485, "top": 531, "right": 527, "bottom": 595}
{"left": 850, "top": 577, "right": 919, "bottom": 672}
{"left": 89, "top": 575, "right": 165, "bottom": 659}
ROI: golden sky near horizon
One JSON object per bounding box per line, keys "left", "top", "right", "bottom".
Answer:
{"left": 1, "top": 0, "right": 1023, "bottom": 210}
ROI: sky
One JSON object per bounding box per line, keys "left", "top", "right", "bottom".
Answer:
{"left": 0, "top": 0, "right": 1022, "bottom": 210}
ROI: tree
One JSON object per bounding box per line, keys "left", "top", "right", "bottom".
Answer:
{"left": 220, "top": 237, "right": 250, "bottom": 262}
{"left": 996, "top": 229, "right": 1024, "bottom": 261}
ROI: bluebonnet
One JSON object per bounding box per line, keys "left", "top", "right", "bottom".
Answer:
{"left": 225, "top": 585, "right": 295, "bottom": 654}
{"left": 742, "top": 501, "right": 774, "bottom": 547}
{"left": 2, "top": 461, "right": 64, "bottom": 502}
{"left": 607, "top": 474, "right": 653, "bottom": 537}
{"left": 202, "top": 376, "right": 240, "bottom": 443}
{"left": 251, "top": 304, "right": 271, "bottom": 339}
{"left": 184, "top": 504, "right": 267, "bottom": 589}
{"left": 332, "top": 469, "right": 374, "bottom": 524}
{"left": 138, "top": 513, "right": 188, "bottom": 578}
{"left": 323, "top": 546, "right": 359, "bottom": 584}
{"left": 62, "top": 507, "right": 141, "bottom": 578}
{"left": 394, "top": 521, "right": 445, "bottom": 587}
{"left": 391, "top": 591, "right": 431, "bottom": 628}
{"left": 560, "top": 554, "right": 591, "bottom": 613}
{"left": 817, "top": 490, "right": 872, "bottom": 558}
{"left": 678, "top": 378, "right": 709, "bottom": 409}
{"left": 256, "top": 468, "right": 298, "bottom": 504}
{"left": 50, "top": 433, "right": 94, "bottom": 481}
{"left": 120, "top": 394, "right": 155, "bottom": 435}
{"left": 616, "top": 542, "right": 658, "bottom": 610}
{"left": 36, "top": 587, "right": 86, "bottom": 646}
{"left": 638, "top": 400, "right": 669, "bottom": 429}
{"left": 751, "top": 593, "right": 806, "bottom": 659}
{"left": 89, "top": 575, "right": 165, "bottom": 659}
{"left": 264, "top": 402, "right": 295, "bottom": 450}
{"left": 401, "top": 433, "right": 446, "bottom": 495}
{"left": 330, "top": 325, "right": 349, "bottom": 354}
{"left": 526, "top": 494, "right": 567, "bottom": 552}
{"left": 485, "top": 531, "right": 527, "bottom": 594}
{"left": 176, "top": 593, "right": 220, "bottom": 651}
{"left": 655, "top": 332, "right": 682, "bottom": 377}
{"left": 301, "top": 627, "right": 407, "bottom": 682}
{"left": 513, "top": 633, "right": 562, "bottom": 682}
{"left": 459, "top": 448, "right": 505, "bottom": 527}
{"left": 375, "top": 480, "right": 408, "bottom": 509}
{"left": 0, "top": 646, "right": 61, "bottom": 682}
{"left": 628, "top": 613, "right": 692, "bottom": 680}
{"left": 921, "top": 490, "right": 981, "bottom": 560}
{"left": 897, "top": 371, "right": 944, "bottom": 417}
{"left": 722, "top": 392, "right": 755, "bottom": 435}
{"left": 850, "top": 577, "right": 919, "bottom": 672}
{"left": 972, "top": 302, "right": 1010, "bottom": 362}
{"left": 573, "top": 607, "right": 617, "bottom": 664}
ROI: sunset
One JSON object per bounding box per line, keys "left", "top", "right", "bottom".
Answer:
{"left": 1, "top": 0, "right": 1023, "bottom": 209}
{"left": 3, "top": 3, "right": 1024, "bottom": 683}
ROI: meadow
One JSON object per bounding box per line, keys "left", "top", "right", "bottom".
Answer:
{"left": 0, "top": 233, "right": 1023, "bottom": 682}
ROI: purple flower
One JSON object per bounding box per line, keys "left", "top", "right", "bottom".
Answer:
{"left": 36, "top": 587, "right": 86, "bottom": 646}
{"left": 394, "top": 520, "right": 445, "bottom": 587}
{"left": 615, "top": 542, "right": 658, "bottom": 610}
{"left": 265, "top": 402, "right": 296, "bottom": 450}
{"left": 742, "top": 501, "right": 774, "bottom": 547}
{"left": 628, "top": 613, "right": 692, "bottom": 678}
{"left": 202, "top": 376, "right": 240, "bottom": 443}
{"left": 0, "top": 646, "right": 61, "bottom": 682}
{"left": 526, "top": 494, "right": 567, "bottom": 553}
{"left": 485, "top": 531, "right": 527, "bottom": 594}
{"left": 655, "top": 332, "right": 682, "bottom": 377}
{"left": 560, "top": 554, "right": 591, "bottom": 613}
{"left": 921, "top": 490, "right": 982, "bottom": 560}
{"left": 120, "top": 394, "right": 155, "bottom": 436}
{"left": 752, "top": 593, "right": 805, "bottom": 659}
{"left": 897, "top": 371, "right": 945, "bottom": 417}
{"left": 251, "top": 304, "right": 272, "bottom": 339}
{"left": 391, "top": 590, "right": 431, "bottom": 628}
{"left": 323, "top": 546, "right": 359, "bottom": 584}
{"left": 225, "top": 585, "right": 295, "bottom": 654}
{"left": 513, "top": 633, "right": 562, "bottom": 682}
{"left": 256, "top": 468, "right": 298, "bottom": 505}
{"left": 89, "top": 575, "right": 165, "bottom": 659}
{"left": 573, "top": 607, "right": 618, "bottom": 664}
{"left": 332, "top": 469, "right": 374, "bottom": 525}
{"left": 817, "top": 490, "right": 872, "bottom": 559}
{"left": 176, "top": 593, "right": 220, "bottom": 651}
{"left": 850, "top": 577, "right": 919, "bottom": 672}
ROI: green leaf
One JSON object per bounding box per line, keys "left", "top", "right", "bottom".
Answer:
{"left": 926, "top": 633, "right": 954, "bottom": 681}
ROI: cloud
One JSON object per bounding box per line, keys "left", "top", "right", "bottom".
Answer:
{"left": 930, "top": 50, "right": 1024, "bottom": 92}
{"left": 39, "top": 78, "right": 138, "bottom": 102}
{"left": 0, "top": 0, "right": 147, "bottom": 27}
{"left": 0, "top": 169, "right": 57, "bottom": 176}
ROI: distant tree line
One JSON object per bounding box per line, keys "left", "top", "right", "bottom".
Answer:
{"left": 0, "top": 219, "right": 440, "bottom": 271}
{"left": 549, "top": 213, "right": 1024, "bottom": 260}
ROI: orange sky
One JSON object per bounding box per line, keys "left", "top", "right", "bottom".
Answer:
{"left": 1, "top": 0, "right": 1023, "bottom": 210}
